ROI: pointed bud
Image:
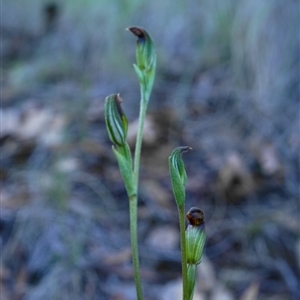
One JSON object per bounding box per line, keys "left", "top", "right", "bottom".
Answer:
{"left": 186, "top": 207, "right": 206, "bottom": 265}
{"left": 105, "top": 94, "right": 128, "bottom": 147}
{"left": 127, "top": 27, "right": 156, "bottom": 99}
{"left": 169, "top": 146, "right": 192, "bottom": 207}
{"left": 127, "top": 27, "right": 155, "bottom": 71}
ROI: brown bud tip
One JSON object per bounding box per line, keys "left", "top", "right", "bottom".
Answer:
{"left": 116, "top": 93, "right": 122, "bottom": 103}
{"left": 127, "top": 27, "right": 145, "bottom": 37}
{"left": 127, "top": 27, "right": 146, "bottom": 43}
{"left": 179, "top": 146, "right": 192, "bottom": 154}
{"left": 115, "top": 93, "right": 123, "bottom": 115}
{"left": 186, "top": 207, "right": 205, "bottom": 227}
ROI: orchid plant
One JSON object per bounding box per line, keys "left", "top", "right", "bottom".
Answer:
{"left": 104, "top": 27, "right": 205, "bottom": 300}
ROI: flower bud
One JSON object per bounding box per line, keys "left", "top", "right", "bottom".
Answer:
{"left": 127, "top": 27, "right": 156, "bottom": 100}
{"left": 186, "top": 207, "right": 205, "bottom": 227}
{"left": 127, "top": 27, "right": 155, "bottom": 71}
{"left": 105, "top": 94, "right": 128, "bottom": 147}
{"left": 169, "top": 146, "right": 192, "bottom": 207}
{"left": 186, "top": 207, "right": 206, "bottom": 265}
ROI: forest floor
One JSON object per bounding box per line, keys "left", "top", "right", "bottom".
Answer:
{"left": 1, "top": 6, "right": 299, "bottom": 299}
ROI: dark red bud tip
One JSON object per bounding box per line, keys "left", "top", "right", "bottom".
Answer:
{"left": 179, "top": 146, "right": 192, "bottom": 154}
{"left": 115, "top": 93, "right": 123, "bottom": 115}
{"left": 116, "top": 93, "right": 122, "bottom": 103}
{"left": 186, "top": 207, "right": 205, "bottom": 227}
{"left": 127, "top": 27, "right": 146, "bottom": 42}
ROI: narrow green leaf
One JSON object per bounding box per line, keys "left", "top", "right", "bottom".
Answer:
{"left": 113, "top": 145, "right": 135, "bottom": 197}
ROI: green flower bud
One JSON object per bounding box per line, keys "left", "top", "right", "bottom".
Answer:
{"left": 186, "top": 207, "right": 206, "bottom": 265}
{"left": 127, "top": 27, "right": 157, "bottom": 100}
{"left": 104, "top": 94, "right": 134, "bottom": 197}
{"left": 169, "top": 146, "right": 192, "bottom": 207}
{"left": 127, "top": 27, "right": 155, "bottom": 71}
{"left": 105, "top": 94, "right": 128, "bottom": 147}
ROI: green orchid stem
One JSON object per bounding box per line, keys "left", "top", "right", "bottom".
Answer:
{"left": 129, "top": 193, "right": 143, "bottom": 300}
{"left": 133, "top": 92, "right": 147, "bottom": 183}
{"left": 130, "top": 91, "right": 148, "bottom": 300}
{"left": 178, "top": 205, "right": 188, "bottom": 300}
{"left": 104, "top": 27, "right": 155, "bottom": 300}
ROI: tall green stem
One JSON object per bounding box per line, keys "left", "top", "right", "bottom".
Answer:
{"left": 129, "top": 193, "right": 143, "bottom": 300}
{"left": 133, "top": 93, "right": 147, "bottom": 182}
{"left": 106, "top": 27, "right": 156, "bottom": 300}
{"left": 178, "top": 205, "right": 188, "bottom": 300}
{"left": 129, "top": 91, "right": 148, "bottom": 300}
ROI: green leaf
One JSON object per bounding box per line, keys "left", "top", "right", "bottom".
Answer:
{"left": 168, "top": 146, "right": 192, "bottom": 207}
{"left": 113, "top": 145, "right": 135, "bottom": 197}
{"left": 144, "top": 54, "right": 156, "bottom": 101}
{"left": 133, "top": 64, "right": 145, "bottom": 86}
{"left": 105, "top": 94, "right": 128, "bottom": 146}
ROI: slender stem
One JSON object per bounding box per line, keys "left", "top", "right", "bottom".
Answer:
{"left": 129, "top": 193, "right": 143, "bottom": 300}
{"left": 133, "top": 91, "right": 147, "bottom": 183}
{"left": 178, "top": 205, "right": 188, "bottom": 300}
{"left": 129, "top": 90, "right": 148, "bottom": 300}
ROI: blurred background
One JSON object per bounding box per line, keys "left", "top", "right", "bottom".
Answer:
{"left": 1, "top": 0, "right": 299, "bottom": 299}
